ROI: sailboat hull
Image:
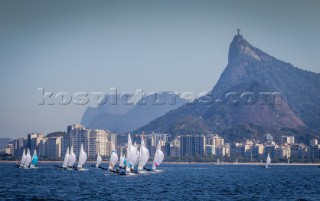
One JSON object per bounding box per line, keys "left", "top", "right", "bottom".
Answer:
{"left": 119, "top": 171, "right": 127, "bottom": 176}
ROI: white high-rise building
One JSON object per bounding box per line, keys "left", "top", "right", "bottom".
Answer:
{"left": 94, "top": 130, "right": 109, "bottom": 157}
{"left": 68, "top": 124, "right": 90, "bottom": 157}
{"left": 62, "top": 124, "right": 117, "bottom": 158}
{"left": 281, "top": 136, "right": 295, "bottom": 145}
{"left": 207, "top": 134, "right": 224, "bottom": 146}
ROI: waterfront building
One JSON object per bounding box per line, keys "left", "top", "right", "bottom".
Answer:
{"left": 170, "top": 145, "right": 180, "bottom": 158}
{"left": 206, "top": 145, "right": 216, "bottom": 156}
{"left": 264, "top": 145, "right": 276, "bottom": 160}
{"left": 164, "top": 142, "right": 170, "bottom": 157}
{"left": 281, "top": 136, "right": 295, "bottom": 145}
{"left": 94, "top": 130, "right": 109, "bottom": 157}
{"left": 207, "top": 134, "right": 224, "bottom": 146}
{"left": 68, "top": 124, "right": 90, "bottom": 157}
{"left": 180, "top": 135, "right": 205, "bottom": 157}
{"left": 224, "top": 143, "right": 231, "bottom": 157}
{"left": 38, "top": 137, "right": 47, "bottom": 158}
{"left": 310, "top": 139, "right": 318, "bottom": 146}
{"left": 229, "top": 143, "right": 246, "bottom": 159}
{"left": 252, "top": 144, "right": 264, "bottom": 158}
{"left": 308, "top": 144, "right": 320, "bottom": 161}
{"left": 45, "top": 137, "right": 62, "bottom": 158}
{"left": 290, "top": 144, "right": 308, "bottom": 162}
{"left": 5, "top": 143, "right": 14, "bottom": 155}
{"left": 63, "top": 125, "right": 117, "bottom": 158}
{"left": 265, "top": 133, "right": 274, "bottom": 144}
{"left": 154, "top": 133, "right": 171, "bottom": 146}
{"left": 275, "top": 145, "right": 291, "bottom": 159}
{"left": 215, "top": 145, "right": 226, "bottom": 158}
{"left": 27, "top": 133, "right": 44, "bottom": 155}
{"left": 110, "top": 133, "right": 117, "bottom": 151}
{"left": 13, "top": 138, "right": 26, "bottom": 157}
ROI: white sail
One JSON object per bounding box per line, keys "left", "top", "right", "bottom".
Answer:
{"left": 96, "top": 152, "right": 102, "bottom": 168}
{"left": 109, "top": 143, "right": 118, "bottom": 170}
{"left": 77, "top": 143, "right": 87, "bottom": 168}
{"left": 20, "top": 149, "right": 26, "bottom": 167}
{"left": 127, "top": 143, "right": 139, "bottom": 167}
{"left": 125, "top": 134, "right": 133, "bottom": 172}
{"left": 62, "top": 147, "right": 70, "bottom": 168}
{"left": 119, "top": 154, "right": 125, "bottom": 168}
{"left": 109, "top": 151, "right": 118, "bottom": 170}
{"left": 152, "top": 141, "right": 164, "bottom": 170}
{"left": 138, "top": 137, "right": 149, "bottom": 171}
{"left": 266, "top": 153, "right": 271, "bottom": 168}
{"left": 119, "top": 148, "right": 125, "bottom": 168}
{"left": 133, "top": 143, "right": 139, "bottom": 166}
{"left": 25, "top": 148, "right": 32, "bottom": 167}
{"left": 68, "top": 146, "right": 76, "bottom": 167}
{"left": 124, "top": 134, "right": 139, "bottom": 172}
{"left": 126, "top": 134, "right": 133, "bottom": 166}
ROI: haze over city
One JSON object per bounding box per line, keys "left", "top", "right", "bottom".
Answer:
{"left": 1, "top": 0, "right": 320, "bottom": 138}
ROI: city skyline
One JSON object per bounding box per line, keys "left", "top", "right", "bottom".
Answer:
{"left": 1, "top": 0, "right": 320, "bottom": 138}
{"left": 3, "top": 125, "right": 320, "bottom": 164}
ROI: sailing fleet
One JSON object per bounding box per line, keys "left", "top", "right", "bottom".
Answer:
{"left": 17, "top": 134, "right": 273, "bottom": 172}
{"left": 52, "top": 134, "right": 164, "bottom": 175}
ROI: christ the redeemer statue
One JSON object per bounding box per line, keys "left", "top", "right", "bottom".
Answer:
{"left": 237, "top": 29, "right": 240, "bottom": 35}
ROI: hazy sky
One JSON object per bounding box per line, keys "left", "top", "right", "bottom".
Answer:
{"left": 1, "top": 0, "right": 319, "bottom": 138}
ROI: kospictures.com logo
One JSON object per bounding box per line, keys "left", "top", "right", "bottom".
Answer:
{"left": 37, "top": 88, "right": 283, "bottom": 107}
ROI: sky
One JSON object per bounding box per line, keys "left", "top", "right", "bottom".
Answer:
{"left": 0, "top": 0, "right": 319, "bottom": 138}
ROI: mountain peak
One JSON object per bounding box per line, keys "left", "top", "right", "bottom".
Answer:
{"left": 137, "top": 33, "right": 320, "bottom": 142}
{"left": 228, "top": 34, "right": 274, "bottom": 63}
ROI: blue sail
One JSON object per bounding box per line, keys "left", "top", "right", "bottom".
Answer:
{"left": 32, "top": 155, "right": 38, "bottom": 165}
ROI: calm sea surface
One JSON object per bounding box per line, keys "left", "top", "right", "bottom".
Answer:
{"left": 0, "top": 162, "right": 320, "bottom": 200}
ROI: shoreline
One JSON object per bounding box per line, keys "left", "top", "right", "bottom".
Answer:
{"left": 1, "top": 160, "right": 319, "bottom": 166}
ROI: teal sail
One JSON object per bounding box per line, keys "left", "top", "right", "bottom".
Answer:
{"left": 31, "top": 150, "right": 38, "bottom": 166}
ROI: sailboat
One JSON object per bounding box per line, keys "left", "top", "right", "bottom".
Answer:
{"left": 119, "top": 148, "right": 126, "bottom": 169}
{"left": 109, "top": 143, "right": 119, "bottom": 173}
{"left": 68, "top": 146, "right": 76, "bottom": 169}
{"left": 18, "top": 149, "right": 27, "bottom": 168}
{"left": 91, "top": 151, "right": 109, "bottom": 170}
{"left": 95, "top": 152, "right": 102, "bottom": 168}
{"left": 24, "top": 148, "right": 32, "bottom": 168}
{"left": 132, "top": 142, "right": 140, "bottom": 171}
{"left": 137, "top": 136, "right": 150, "bottom": 173}
{"left": 265, "top": 153, "right": 271, "bottom": 168}
{"left": 55, "top": 147, "right": 70, "bottom": 169}
{"left": 30, "top": 150, "right": 38, "bottom": 168}
{"left": 76, "top": 143, "right": 87, "bottom": 170}
{"left": 120, "top": 134, "right": 134, "bottom": 175}
{"left": 151, "top": 141, "right": 164, "bottom": 171}
{"left": 144, "top": 140, "right": 164, "bottom": 172}
{"left": 125, "top": 134, "right": 133, "bottom": 173}
{"left": 62, "top": 147, "right": 70, "bottom": 168}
